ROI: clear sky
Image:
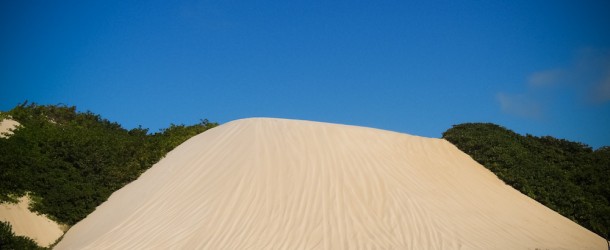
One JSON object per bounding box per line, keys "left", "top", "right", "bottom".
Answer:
{"left": 1, "top": 1, "right": 609, "bottom": 148}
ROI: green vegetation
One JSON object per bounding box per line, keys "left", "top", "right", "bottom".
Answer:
{"left": 443, "top": 123, "right": 610, "bottom": 239}
{"left": 0, "top": 102, "right": 217, "bottom": 246}
{"left": 2, "top": 104, "right": 608, "bottom": 246}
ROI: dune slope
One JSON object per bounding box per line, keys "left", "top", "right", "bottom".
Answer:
{"left": 55, "top": 118, "right": 605, "bottom": 249}
{"left": 0, "top": 196, "right": 64, "bottom": 247}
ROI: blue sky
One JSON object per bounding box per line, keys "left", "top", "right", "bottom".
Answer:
{"left": 1, "top": 0, "right": 609, "bottom": 148}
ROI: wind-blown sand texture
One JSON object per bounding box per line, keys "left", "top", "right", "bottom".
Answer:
{"left": 56, "top": 118, "right": 605, "bottom": 249}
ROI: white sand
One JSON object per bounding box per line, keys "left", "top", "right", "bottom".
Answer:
{"left": 0, "top": 118, "right": 20, "bottom": 138}
{"left": 55, "top": 118, "right": 606, "bottom": 249}
{"left": 0, "top": 196, "right": 65, "bottom": 247}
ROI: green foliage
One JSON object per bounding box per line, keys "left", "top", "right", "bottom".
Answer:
{"left": 443, "top": 123, "right": 610, "bottom": 238}
{"left": 0, "top": 221, "right": 45, "bottom": 250}
{"left": 0, "top": 102, "right": 217, "bottom": 226}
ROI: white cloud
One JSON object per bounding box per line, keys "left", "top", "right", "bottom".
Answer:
{"left": 571, "top": 48, "right": 610, "bottom": 103}
{"left": 590, "top": 69, "right": 610, "bottom": 103}
{"left": 528, "top": 69, "right": 563, "bottom": 87}
{"left": 496, "top": 93, "right": 543, "bottom": 120}
{"left": 497, "top": 48, "right": 610, "bottom": 119}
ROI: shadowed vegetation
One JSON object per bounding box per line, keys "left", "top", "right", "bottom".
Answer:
{"left": 0, "top": 102, "right": 217, "bottom": 247}
{"left": 443, "top": 123, "right": 609, "bottom": 239}
{"left": 2, "top": 105, "right": 608, "bottom": 246}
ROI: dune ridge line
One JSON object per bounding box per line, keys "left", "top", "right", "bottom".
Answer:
{"left": 55, "top": 118, "right": 605, "bottom": 249}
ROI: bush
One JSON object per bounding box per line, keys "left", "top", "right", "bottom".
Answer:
{"left": 443, "top": 123, "right": 609, "bottom": 239}
{"left": 0, "top": 102, "right": 217, "bottom": 225}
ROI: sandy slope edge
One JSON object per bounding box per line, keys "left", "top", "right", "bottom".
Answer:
{"left": 0, "top": 196, "right": 65, "bottom": 247}
{"left": 56, "top": 118, "right": 606, "bottom": 249}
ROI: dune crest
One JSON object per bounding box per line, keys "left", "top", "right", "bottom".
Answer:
{"left": 56, "top": 118, "right": 605, "bottom": 249}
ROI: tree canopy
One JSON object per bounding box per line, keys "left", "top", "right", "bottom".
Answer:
{"left": 443, "top": 123, "right": 610, "bottom": 239}
{"left": 0, "top": 102, "right": 217, "bottom": 228}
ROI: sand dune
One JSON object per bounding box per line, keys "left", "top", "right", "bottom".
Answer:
{"left": 55, "top": 118, "right": 606, "bottom": 249}
{"left": 0, "top": 195, "right": 65, "bottom": 247}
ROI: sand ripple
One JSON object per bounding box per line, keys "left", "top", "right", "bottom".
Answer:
{"left": 55, "top": 118, "right": 606, "bottom": 249}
